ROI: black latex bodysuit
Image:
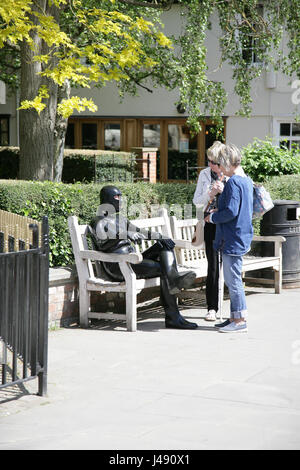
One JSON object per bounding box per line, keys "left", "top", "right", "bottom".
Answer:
{"left": 89, "top": 211, "right": 197, "bottom": 329}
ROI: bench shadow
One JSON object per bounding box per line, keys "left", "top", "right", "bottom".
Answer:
{"left": 0, "top": 365, "right": 33, "bottom": 405}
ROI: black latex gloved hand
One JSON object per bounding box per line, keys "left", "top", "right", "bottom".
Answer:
{"left": 128, "top": 231, "right": 147, "bottom": 244}
{"left": 159, "top": 238, "right": 176, "bottom": 251}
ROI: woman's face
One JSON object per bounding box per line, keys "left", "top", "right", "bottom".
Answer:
{"left": 208, "top": 158, "right": 222, "bottom": 175}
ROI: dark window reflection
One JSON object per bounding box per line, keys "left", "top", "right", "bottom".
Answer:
{"left": 82, "top": 123, "right": 97, "bottom": 149}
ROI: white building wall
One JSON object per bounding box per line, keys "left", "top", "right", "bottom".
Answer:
{"left": 226, "top": 116, "right": 271, "bottom": 148}
{"left": 0, "top": 5, "right": 299, "bottom": 149}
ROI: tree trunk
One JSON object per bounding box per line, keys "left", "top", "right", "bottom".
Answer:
{"left": 53, "top": 80, "right": 70, "bottom": 182}
{"left": 19, "top": 1, "right": 59, "bottom": 181}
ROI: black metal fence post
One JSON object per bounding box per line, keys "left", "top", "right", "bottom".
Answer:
{"left": 0, "top": 215, "right": 49, "bottom": 396}
{"left": 38, "top": 217, "right": 49, "bottom": 396}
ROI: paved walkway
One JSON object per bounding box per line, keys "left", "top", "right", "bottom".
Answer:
{"left": 0, "top": 287, "right": 300, "bottom": 450}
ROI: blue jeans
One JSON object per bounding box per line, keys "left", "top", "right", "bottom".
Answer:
{"left": 222, "top": 253, "right": 247, "bottom": 320}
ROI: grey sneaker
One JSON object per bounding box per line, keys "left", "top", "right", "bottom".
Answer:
{"left": 219, "top": 321, "right": 248, "bottom": 333}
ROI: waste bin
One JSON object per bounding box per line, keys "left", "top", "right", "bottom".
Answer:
{"left": 261, "top": 200, "right": 300, "bottom": 287}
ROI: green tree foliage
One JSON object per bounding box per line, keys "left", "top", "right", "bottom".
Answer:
{"left": 242, "top": 138, "right": 300, "bottom": 182}
{"left": 0, "top": 0, "right": 299, "bottom": 180}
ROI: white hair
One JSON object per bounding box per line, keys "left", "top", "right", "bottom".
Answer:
{"left": 207, "top": 141, "right": 226, "bottom": 161}
{"left": 217, "top": 143, "right": 242, "bottom": 170}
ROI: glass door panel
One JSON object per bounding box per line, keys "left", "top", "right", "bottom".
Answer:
{"left": 143, "top": 123, "right": 160, "bottom": 180}
{"left": 82, "top": 123, "right": 97, "bottom": 149}
{"left": 167, "top": 124, "right": 197, "bottom": 180}
{"left": 65, "top": 123, "right": 75, "bottom": 149}
{"left": 105, "top": 123, "right": 121, "bottom": 150}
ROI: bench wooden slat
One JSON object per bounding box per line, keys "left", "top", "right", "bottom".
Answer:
{"left": 68, "top": 209, "right": 173, "bottom": 331}
{"left": 69, "top": 210, "right": 286, "bottom": 333}
{"left": 170, "top": 215, "right": 286, "bottom": 298}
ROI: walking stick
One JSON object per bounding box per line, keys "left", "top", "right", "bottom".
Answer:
{"left": 218, "top": 250, "right": 224, "bottom": 321}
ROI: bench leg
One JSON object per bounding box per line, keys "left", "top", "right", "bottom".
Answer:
{"left": 79, "top": 287, "right": 90, "bottom": 328}
{"left": 126, "top": 287, "right": 137, "bottom": 332}
{"left": 274, "top": 269, "right": 282, "bottom": 294}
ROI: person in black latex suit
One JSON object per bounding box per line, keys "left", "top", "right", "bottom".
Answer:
{"left": 90, "top": 185, "right": 198, "bottom": 329}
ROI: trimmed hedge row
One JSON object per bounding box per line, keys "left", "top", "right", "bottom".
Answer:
{"left": 0, "top": 147, "right": 136, "bottom": 183}
{"left": 0, "top": 180, "right": 196, "bottom": 266}
{"left": 62, "top": 149, "right": 135, "bottom": 183}
{"left": 0, "top": 175, "right": 299, "bottom": 267}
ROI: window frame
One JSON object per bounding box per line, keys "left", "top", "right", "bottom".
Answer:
{"left": 235, "top": 3, "right": 265, "bottom": 66}
{"left": 273, "top": 118, "right": 300, "bottom": 150}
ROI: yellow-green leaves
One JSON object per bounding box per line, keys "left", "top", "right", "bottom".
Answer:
{"left": 18, "top": 85, "right": 49, "bottom": 114}
{"left": 0, "top": 0, "right": 172, "bottom": 115}
{"left": 57, "top": 96, "right": 98, "bottom": 118}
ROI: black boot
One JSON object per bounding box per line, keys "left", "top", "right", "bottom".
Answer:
{"left": 161, "top": 277, "right": 198, "bottom": 329}
{"left": 159, "top": 250, "right": 196, "bottom": 295}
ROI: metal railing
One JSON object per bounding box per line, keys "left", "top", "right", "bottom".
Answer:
{"left": 186, "top": 160, "right": 205, "bottom": 183}
{"left": 0, "top": 216, "right": 49, "bottom": 396}
{"left": 0, "top": 210, "right": 42, "bottom": 253}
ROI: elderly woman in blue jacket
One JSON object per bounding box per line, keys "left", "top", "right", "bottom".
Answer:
{"left": 204, "top": 143, "right": 253, "bottom": 333}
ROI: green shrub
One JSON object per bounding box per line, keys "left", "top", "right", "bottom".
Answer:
{"left": 62, "top": 149, "right": 135, "bottom": 183}
{"left": 0, "top": 180, "right": 196, "bottom": 267}
{"left": 0, "top": 176, "right": 298, "bottom": 268}
{"left": 241, "top": 138, "right": 300, "bottom": 182}
{"left": 264, "top": 174, "right": 300, "bottom": 201}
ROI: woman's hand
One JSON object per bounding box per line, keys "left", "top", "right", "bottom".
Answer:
{"left": 209, "top": 181, "right": 224, "bottom": 198}
{"left": 204, "top": 209, "right": 218, "bottom": 223}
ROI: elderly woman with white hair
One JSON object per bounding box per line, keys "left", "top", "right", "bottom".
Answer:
{"left": 193, "top": 141, "right": 226, "bottom": 322}
{"left": 204, "top": 143, "right": 253, "bottom": 333}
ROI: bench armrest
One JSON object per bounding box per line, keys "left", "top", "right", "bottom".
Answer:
{"left": 173, "top": 239, "right": 196, "bottom": 250}
{"left": 80, "top": 249, "right": 143, "bottom": 265}
{"left": 252, "top": 235, "right": 286, "bottom": 243}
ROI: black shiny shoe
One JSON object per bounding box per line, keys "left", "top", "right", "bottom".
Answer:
{"left": 165, "top": 313, "right": 198, "bottom": 329}
{"left": 215, "top": 319, "right": 231, "bottom": 328}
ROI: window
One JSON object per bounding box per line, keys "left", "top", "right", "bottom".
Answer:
{"left": 105, "top": 123, "right": 120, "bottom": 151}
{"left": 143, "top": 123, "right": 160, "bottom": 179}
{"left": 204, "top": 125, "right": 224, "bottom": 166}
{"left": 167, "top": 124, "right": 198, "bottom": 180}
{"left": 0, "top": 116, "right": 9, "bottom": 145}
{"left": 237, "top": 4, "right": 265, "bottom": 65}
{"left": 65, "top": 123, "right": 75, "bottom": 149}
{"left": 82, "top": 123, "right": 97, "bottom": 149}
{"left": 279, "top": 122, "right": 300, "bottom": 150}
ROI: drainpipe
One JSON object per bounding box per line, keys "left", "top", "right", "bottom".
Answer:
{"left": 16, "top": 88, "right": 20, "bottom": 147}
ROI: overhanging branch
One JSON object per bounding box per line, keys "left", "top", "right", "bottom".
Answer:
{"left": 117, "top": 0, "right": 174, "bottom": 9}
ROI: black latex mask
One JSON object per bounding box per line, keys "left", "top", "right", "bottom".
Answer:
{"left": 99, "top": 185, "right": 122, "bottom": 213}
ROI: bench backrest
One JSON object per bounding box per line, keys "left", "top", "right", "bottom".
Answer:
{"left": 131, "top": 208, "right": 173, "bottom": 255}
{"left": 170, "top": 216, "right": 206, "bottom": 265}
{"left": 68, "top": 208, "right": 172, "bottom": 282}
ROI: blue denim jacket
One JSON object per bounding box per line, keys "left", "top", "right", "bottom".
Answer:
{"left": 211, "top": 175, "right": 253, "bottom": 255}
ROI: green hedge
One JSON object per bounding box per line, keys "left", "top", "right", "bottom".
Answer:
{"left": 0, "top": 175, "right": 298, "bottom": 267}
{"left": 0, "top": 147, "right": 136, "bottom": 183}
{"left": 62, "top": 149, "right": 135, "bottom": 183}
{"left": 0, "top": 180, "right": 196, "bottom": 267}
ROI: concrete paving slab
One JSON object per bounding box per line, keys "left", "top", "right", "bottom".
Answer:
{"left": 0, "top": 287, "right": 300, "bottom": 450}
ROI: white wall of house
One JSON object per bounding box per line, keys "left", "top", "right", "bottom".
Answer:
{"left": 69, "top": 7, "right": 298, "bottom": 146}
{"left": 0, "top": 5, "right": 299, "bottom": 149}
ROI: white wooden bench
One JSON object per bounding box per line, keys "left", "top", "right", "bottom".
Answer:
{"left": 68, "top": 209, "right": 176, "bottom": 332}
{"left": 69, "top": 211, "right": 286, "bottom": 332}
{"left": 170, "top": 216, "right": 286, "bottom": 295}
